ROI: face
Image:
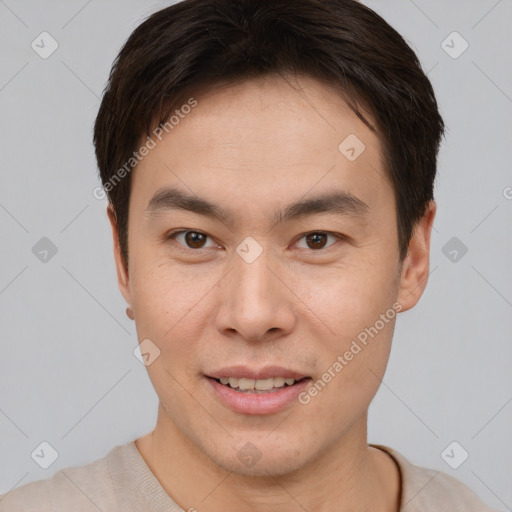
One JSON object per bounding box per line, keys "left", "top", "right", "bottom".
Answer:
{"left": 109, "top": 74, "right": 433, "bottom": 477}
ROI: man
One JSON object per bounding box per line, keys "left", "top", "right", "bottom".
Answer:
{"left": 0, "top": 0, "right": 500, "bottom": 510}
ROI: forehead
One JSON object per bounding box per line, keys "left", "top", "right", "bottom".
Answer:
{"left": 132, "top": 74, "right": 391, "bottom": 220}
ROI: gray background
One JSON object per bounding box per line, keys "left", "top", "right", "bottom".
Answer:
{"left": 0, "top": 0, "right": 511, "bottom": 509}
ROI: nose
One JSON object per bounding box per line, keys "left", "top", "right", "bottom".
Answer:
{"left": 215, "top": 249, "right": 296, "bottom": 343}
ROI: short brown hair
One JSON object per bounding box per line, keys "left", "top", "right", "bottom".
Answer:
{"left": 94, "top": 0, "right": 445, "bottom": 267}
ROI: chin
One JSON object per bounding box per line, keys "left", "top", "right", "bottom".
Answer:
{"left": 205, "top": 436, "right": 315, "bottom": 478}
{"left": 225, "top": 452, "right": 309, "bottom": 478}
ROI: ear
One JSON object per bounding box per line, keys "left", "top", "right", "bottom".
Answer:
{"left": 107, "top": 204, "right": 131, "bottom": 306}
{"left": 396, "top": 200, "right": 436, "bottom": 313}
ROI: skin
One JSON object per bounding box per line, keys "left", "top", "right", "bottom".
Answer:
{"left": 108, "top": 73, "right": 435, "bottom": 512}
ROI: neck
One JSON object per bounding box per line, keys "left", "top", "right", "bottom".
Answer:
{"left": 135, "top": 405, "right": 400, "bottom": 512}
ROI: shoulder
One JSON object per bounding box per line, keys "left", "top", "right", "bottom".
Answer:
{"left": 372, "top": 444, "right": 501, "bottom": 512}
{"left": 0, "top": 444, "right": 126, "bottom": 512}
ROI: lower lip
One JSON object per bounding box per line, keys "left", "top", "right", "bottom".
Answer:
{"left": 206, "top": 377, "right": 311, "bottom": 415}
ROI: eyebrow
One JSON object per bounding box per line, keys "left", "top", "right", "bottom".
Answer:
{"left": 145, "top": 186, "right": 370, "bottom": 225}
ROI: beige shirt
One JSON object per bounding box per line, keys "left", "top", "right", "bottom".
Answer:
{"left": 0, "top": 441, "right": 500, "bottom": 511}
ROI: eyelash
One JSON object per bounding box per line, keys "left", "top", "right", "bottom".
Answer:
{"left": 166, "top": 230, "right": 346, "bottom": 253}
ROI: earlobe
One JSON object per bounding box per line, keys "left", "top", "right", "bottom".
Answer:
{"left": 106, "top": 204, "right": 131, "bottom": 305}
{"left": 396, "top": 200, "right": 436, "bottom": 313}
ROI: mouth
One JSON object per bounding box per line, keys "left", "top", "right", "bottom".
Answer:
{"left": 204, "top": 368, "right": 312, "bottom": 415}
{"left": 209, "top": 376, "right": 309, "bottom": 394}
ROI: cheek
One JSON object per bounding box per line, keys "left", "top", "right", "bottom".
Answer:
{"left": 294, "top": 254, "right": 399, "bottom": 336}
{"left": 130, "top": 265, "right": 211, "bottom": 364}
{"left": 292, "top": 254, "right": 399, "bottom": 396}
{"left": 132, "top": 256, "right": 209, "bottom": 321}
{"left": 304, "top": 313, "right": 396, "bottom": 423}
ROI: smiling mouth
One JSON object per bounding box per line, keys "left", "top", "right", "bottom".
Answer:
{"left": 210, "top": 376, "right": 310, "bottom": 393}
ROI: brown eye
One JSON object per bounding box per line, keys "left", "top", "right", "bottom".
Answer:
{"left": 184, "top": 231, "right": 206, "bottom": 248}
{"left": 306, "top": 232, "right": 328, "bottom": 249}
{"left": 168, "top": 230, "right": 216, "bottom": 250}
{"left": 295, "top": 231, "right": 340, "bottom": 251}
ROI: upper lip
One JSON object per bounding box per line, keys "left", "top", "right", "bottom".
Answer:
{"left": 206, "top": 365, "right": 309, "bottom": 380}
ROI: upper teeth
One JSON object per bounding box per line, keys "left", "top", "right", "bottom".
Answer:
{"left": 219, "top": 377, "right": 296, "bottom": 390}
